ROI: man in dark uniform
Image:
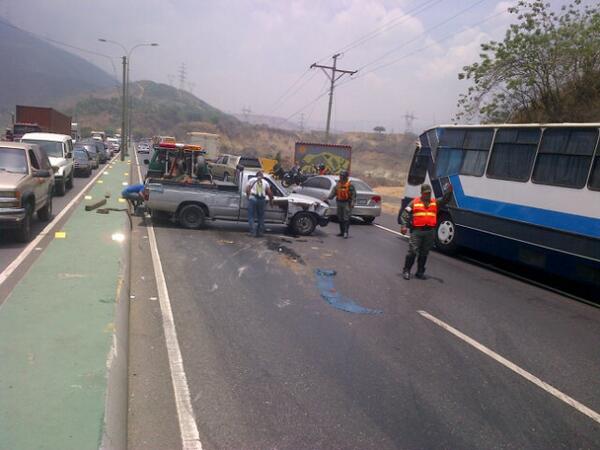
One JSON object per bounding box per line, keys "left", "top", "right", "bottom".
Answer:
{"left": 327, "top": 170, "right": 356, "bottom": 239}
{"left": 400, "top": 183, "right": 453, "bottom": 280}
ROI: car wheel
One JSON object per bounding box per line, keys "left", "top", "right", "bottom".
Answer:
{"left": 435, "top": 213, "right": 458, "bottom": 254}
{"left": 66, "top": 171, "right": 74, "bottom": 189}
{"left": 179, "top": 204, "right": 206, "bottom": 229}
{"left": 38, "top": 191, "right": 53, "bottom": 221}
{"left": 223, "top": 173, "right": 230, "bottom": 182}
{"left": 56, "top": 179, "right": 66, "bottom": 196}
{"left": 291, "top": 212, "right": 317, "bottom": 236}
{"left": 362, "top": 216, "right": 375, "bottom": 224}
{"left": 86, "top": 167, "right": 92, "bottom": 177}
{"left": 16, "top": 204, "right": 33, "bottom": 243}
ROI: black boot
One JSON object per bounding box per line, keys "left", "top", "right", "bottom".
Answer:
{"left": 403, "top": 254, "right": 416, "bottom": 280}
{"left": 415, "top": 254, "right": 428, "bottom": 279}
{"left": 337, "top": 221, "right": 344, "bottom": 237}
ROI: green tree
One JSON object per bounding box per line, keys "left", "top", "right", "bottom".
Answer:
{"left": 457, "top": 1, "right": 600, "bottom": 123}
{"left": 373, "top": 126, "right": 386, "bottom": 134}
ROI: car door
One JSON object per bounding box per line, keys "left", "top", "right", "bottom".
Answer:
{"left": 263, "top": 180, "right": 287, "bottom": 223}
{"left": 27, "top": 149, "right": 46, "bottom": 210}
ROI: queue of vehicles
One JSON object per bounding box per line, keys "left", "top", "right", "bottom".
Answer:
{"left": 0, "top": 107, "right": 120, "bottom": 242}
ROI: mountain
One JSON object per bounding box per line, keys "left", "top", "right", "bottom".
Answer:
{"left": 0, "top": 18, "right": 115, "bottom": 124}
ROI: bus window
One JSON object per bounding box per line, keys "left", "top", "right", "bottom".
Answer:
{"left": 532, "top": 128, "right": 597, "bottom": 189}
{"left": 589, "top": 152, "right": 600, "bottom": 190}
{"left": 407, "top": 149, "right": 429, "bottom": 185}
{"left": 486, "top": 128, "right": 540, "bottom": 181}
{"left": 460, "top": 129, "right": 493, "bottom": 176}
{"left": 435, "top": 128, "right": 466, "bottom": 177}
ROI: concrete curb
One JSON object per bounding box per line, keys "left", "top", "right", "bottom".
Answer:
{"left": 101, "top": 150, "right": 133, "bottom": 450}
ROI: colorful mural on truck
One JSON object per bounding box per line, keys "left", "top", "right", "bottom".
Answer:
{"left": 294, "top": 142, "right": 352, "bottom": 174}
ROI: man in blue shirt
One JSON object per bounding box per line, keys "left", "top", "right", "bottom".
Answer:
{"left": 121, "top": 183, "right": 145, "bottom": 211}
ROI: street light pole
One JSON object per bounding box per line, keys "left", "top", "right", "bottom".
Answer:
{"left": 98, "top": 39, "right": 158, "bottom": 160}
{"left": 120, "top": 56, "right": 127, "bottom": 161}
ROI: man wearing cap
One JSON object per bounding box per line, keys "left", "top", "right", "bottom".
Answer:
{"left": 327, "top": 170, "right": 356, "bottom": 239}
{"left": 245, "top": 171, "right": 274, "bottom": 237}
{"left": 400, "top": 183, "right": 453, "bottom": 279}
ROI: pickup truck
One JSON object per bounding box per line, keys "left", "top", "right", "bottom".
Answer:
{"left": 208, "top": 154, "right": 262, "bottom": 181}
{"left": 0, "top": 142, "right": 54, "bottom": 242}
{"left": 145, "top": 170, "right": 330, "bottom": 235}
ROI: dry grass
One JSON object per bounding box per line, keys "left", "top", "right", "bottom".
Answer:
{"left": 372, "top": 185, "right": 404, "bottom": 215}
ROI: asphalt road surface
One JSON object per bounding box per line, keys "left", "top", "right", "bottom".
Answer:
{"left": 128, "top": 159, "right": 600, "bottom": 449}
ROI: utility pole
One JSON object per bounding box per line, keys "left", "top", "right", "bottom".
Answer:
{"left": 404, "top": 112, "right": 416, "bottom": 134}
{"left": 299, "top": 113, "right": 305, "bottom": 132}
{"left": 310, "top": 53, "right": 356, "bottom": 142}
{"left": 120, "top": 56, "right": 127, "bottom": 161}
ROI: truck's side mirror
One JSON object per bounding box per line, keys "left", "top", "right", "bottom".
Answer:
{"left": 66, "top": 152, "right": 73, "bottom": 159}
{"left": 33, "top": 169, "right": 52, "bottom": 178}
{"left": 143, "top": 159, "right": 150, "bottom": 165}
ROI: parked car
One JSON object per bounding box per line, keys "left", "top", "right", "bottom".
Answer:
{"left": 74, "top": 143, "right": 100, "bottom": 169}
{"left": 21, "top": 132, "right": 74, "bottom": 196}
{"left": 0, "top": 142, "right": 54, "bottom": 241}
{"left": 208, "top": 154, "right": 262, "bottom": 181}
{"left": 293, "top": 175, "right": 382, "bottom": 224}
{"left": 73, "top": 148, "right": 93, "bottom": 177}
{"left": 145, "top": 169, "right": 330, "bottom": 235}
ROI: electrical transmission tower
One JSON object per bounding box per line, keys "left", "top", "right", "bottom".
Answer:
{"left": 242, "top": 106, "right": 252, "bottom": 122}
{"left": 404, "top": 112, "right": 417, "bottom": 133}
{"left": 310, "top": 53, "right": 356, "bottom": 142}
{"left": 178, "top": 63, "right": 186, "bottom": 90}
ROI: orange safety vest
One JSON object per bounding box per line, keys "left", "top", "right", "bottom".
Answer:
{"left": 412, "top": 196, "right": 437, "bottom": 227}
{"left": 336, "top": 181, "right": 351, "bottom": 201}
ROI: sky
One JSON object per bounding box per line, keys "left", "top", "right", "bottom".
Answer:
{"left": 0, "top": 0, "right": 582, "bottom": 133}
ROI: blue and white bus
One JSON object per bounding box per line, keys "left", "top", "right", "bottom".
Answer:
{"left": 402, "top": 124, "right": 600, "bottom": 287}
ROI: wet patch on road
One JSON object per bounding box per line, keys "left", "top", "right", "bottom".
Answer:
{"left": 315, "top": 269, "right": 383, "bottom": 315}
{"left": 265, "top": 239, "right": 305, "bottom": 265}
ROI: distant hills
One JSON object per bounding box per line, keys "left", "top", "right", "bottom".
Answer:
{"left": 0, "top": 18, "right": 414, "bottom": 186}
{"left": 0, "top": 19, "right": 115, "bottom": 125}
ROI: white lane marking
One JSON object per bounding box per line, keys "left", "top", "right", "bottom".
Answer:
{"left": 374, "top": 223, "right": 408, "bottom": 239}
{"left": 135, "top": 151, "right": 203, "bottom": 449}
{"left": 418, "top": 310, "right": 600, "bottom": 425}
{"left": 0, "top": 156, "right": 118, "bottom": 287}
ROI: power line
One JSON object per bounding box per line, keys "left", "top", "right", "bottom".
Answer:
{"left": 0, "top": 17, "right": 120, "bottom": 81}
{"left": 271, "top": 0, "right": 442, "bottom": 117}
{"left": 356, "top": 0, "right": 491, "bottom": 73}
{"left": 339, "top": 7, "right": 510, "bottom": 86}
{"left": 270, "top": 70, "right": 319, "bottom": 114}
{"left": 333, "top": 0, "right": 443, "bottom": 59}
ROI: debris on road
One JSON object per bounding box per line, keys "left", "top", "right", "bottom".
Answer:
{"left": 315, "top": 269, "right": 382, "bottom": 315}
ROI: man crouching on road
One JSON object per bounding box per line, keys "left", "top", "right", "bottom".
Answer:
{"left": 400, "top": 182, "right": 453, "bottom": 280}
{"left": 245, "top": 171, "right": 273, "bottom": 237}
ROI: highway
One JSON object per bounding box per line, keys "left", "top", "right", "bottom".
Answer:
{"left": 0, "top": 159, "right": 115, "bottom": 303}
{"left": 128, "top": 155, "right": 600, "bottom": 449}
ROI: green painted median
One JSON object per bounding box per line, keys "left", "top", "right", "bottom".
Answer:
{"left": 0, "top": 160, "right": 131, "bottom": 450}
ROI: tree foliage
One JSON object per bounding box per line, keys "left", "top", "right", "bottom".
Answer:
{"left": 456, "top": 1, "right": 600, "bottom": 123}
{"left": 373, "top": 125, "right": 386, "bottom": 133}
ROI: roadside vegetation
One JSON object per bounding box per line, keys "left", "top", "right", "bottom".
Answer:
{"left": 457, "top": 0, "right": 600, "bottom": 123}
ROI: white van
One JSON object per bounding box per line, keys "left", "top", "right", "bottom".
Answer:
{"left": 21, "top": 132, "right": 75, "bottom": 196}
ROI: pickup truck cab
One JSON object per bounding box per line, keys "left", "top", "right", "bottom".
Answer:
{"left": 209, "top": 154, "right": 262, "bottom": 181}
{"left": 0, "top": 142, "right": 54, "bottom": 242}
{"left": 21, "top": 132, "right": 75, "bottom": 196}
{"left": 145, "top": 169, "right": 329, "bottom": 235}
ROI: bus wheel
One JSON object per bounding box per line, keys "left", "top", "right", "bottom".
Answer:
{"left": 435, "top": 214, "right": 458, "bottom": 254}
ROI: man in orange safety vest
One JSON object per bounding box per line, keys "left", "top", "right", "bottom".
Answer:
{"left": 400, "top": 183, "right": 453, "bottom": 280}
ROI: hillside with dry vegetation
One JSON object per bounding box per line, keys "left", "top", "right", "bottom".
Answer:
{"left": 63, "top": 80, "right": 416, "bottom": 186}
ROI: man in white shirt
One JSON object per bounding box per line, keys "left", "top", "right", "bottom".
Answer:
{"left": 245, "top": 171, "right": 274, "bottom": 237}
